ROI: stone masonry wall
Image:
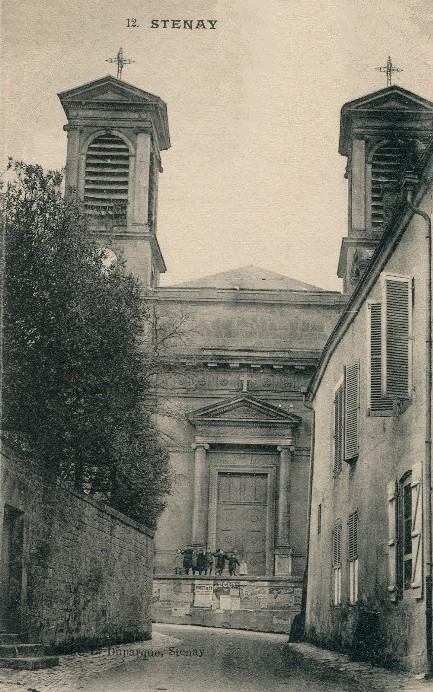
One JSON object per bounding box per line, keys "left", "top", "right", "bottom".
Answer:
{"left": 153, "top": 576, "right": 302, "bottom": 634}
{"left": 0, "top": 451, "right": 154, "bottom": 652}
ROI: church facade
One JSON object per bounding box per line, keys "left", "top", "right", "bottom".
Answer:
{"left": 58, "top": 75, "right": 346, "bottom": 633}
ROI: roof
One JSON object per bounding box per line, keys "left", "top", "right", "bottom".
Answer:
{"left": 58, "top": 75, "right": 170, "bottom": 150}
{"left": 169, "top": 265, "right": 325, "bottom": 291}
{"left": 339, "top": 85, "right": 433, "bottom": 156}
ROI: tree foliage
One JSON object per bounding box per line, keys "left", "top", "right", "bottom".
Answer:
{"left": 2, "top": 161, "right": 172, "bottom": 527}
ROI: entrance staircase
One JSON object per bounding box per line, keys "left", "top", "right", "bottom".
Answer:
{"left": 0, "top": 631, "right": 59, "bottom": 670}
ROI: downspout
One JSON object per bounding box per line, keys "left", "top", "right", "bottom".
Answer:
{"left": 407, "top": 192, "right": 432, "bottom": 677}
{"left": 291, "top": 396, "right": 315, "bottom": 641}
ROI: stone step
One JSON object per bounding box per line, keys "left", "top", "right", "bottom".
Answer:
{"left": 0, "top": 654, "right": 59, "bottom": 670}
{"left": 0, "top": 643, "right": 44, "bottom": 657}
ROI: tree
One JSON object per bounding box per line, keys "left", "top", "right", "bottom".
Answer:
{"left": 2, "top": 160, "right": 171, "bottom": 528}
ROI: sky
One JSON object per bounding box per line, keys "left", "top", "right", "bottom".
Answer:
{"left": 2, "top": 0, "right": 433, "bottom": 290}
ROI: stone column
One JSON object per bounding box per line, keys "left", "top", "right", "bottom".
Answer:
{"left": 274, "top": 445, "right": 294, "bottom": 576}
{"left": 191, "top": 443, "right": 209, "bottom": 547}
{"left": 133, "top": 130, "right": 151, "bottom": 228}
{"left": 63, "top": 125, "right": 80, "bottom": 196}
{"left": 351, "top": 137, "right": 367, "bottom": 232}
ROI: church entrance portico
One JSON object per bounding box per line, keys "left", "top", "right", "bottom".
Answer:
{"left": 188, "top": 396, "right": 300, "bottom": 579}
{"left": 152, "top": 397, "right": 303, "bottom": 633}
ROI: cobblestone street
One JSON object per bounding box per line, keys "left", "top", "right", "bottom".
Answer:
{"left": 2, "top": 624, "right": 433, "bottom": 692}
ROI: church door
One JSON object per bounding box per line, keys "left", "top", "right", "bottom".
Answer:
{"left": 216, "top": 472, "right": 268, "bottom": 576}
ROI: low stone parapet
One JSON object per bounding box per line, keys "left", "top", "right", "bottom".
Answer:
{"left": 152, "top": 575, "right": 302, "bottom": 634}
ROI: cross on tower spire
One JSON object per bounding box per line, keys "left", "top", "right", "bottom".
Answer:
{"left": 375, "top": 56, "right": 403, "bottom": 87}
{"left": 106, "top": 47, "right": 135, "bottom": 80}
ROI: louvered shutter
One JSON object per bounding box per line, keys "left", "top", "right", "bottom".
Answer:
{"left": 382, "top": 276, "right": 411, "bottom": 399}
{"left": 84, "top": 134, "right": 129, "bottom": 219}
{"left": 333, "top": 386, "right": 344, "bottom": 476}
{"left": 344, "top": 362, "right": 359, "bottom": 461}
{"left": 410, "top": 462, "right": 423, "bottom": 599}
{"left": 348, "top": 511, "right": 358, "bottom": 561}
{"left": 371, "top": 142, "right": 403, "bottom": 229}
{"left": 369, "top": 303, "right": 393, "bottom": 412}
{"left": 387, "top": 480, "right": 398, "bottom": 602}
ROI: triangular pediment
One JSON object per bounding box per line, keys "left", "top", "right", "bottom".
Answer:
{"left": 188, "top": 396, "right": 301, "bottom": 426}
{"left": 339, "top": 86, "right": 433, "bottom": 156}
{"left": 58, "top": 75, "right": 161, "bottom": 106}
{"left": 342, "top": 86, "right": 433, "bottom": 114}
{"left": 58, "top": 75, "right": 170, "bottom": 150}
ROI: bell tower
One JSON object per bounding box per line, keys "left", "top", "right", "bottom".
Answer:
{"left": 337, "top": 85, "right": 433, "bottom": 294}
{"left": 58, "top": 75, "right": 171, "bottom": 288}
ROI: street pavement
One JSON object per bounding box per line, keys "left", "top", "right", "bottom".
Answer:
{"left": 79, "top": 623, "right": 354, "bottom": 692}
{"left": 1, "top": 623, "right": 431, "bottom": 691}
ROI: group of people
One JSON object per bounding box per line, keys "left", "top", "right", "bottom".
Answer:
{"left": 175, "top": 546, "right": 248, "bottom": 577}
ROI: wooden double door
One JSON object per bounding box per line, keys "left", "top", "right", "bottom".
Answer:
{"left": 215, "top": 472, "right": 268, "bottom": 576}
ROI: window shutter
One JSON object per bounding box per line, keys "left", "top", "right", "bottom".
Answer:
{"left": 382, "top": 276, "right": 411, "bottom": 399}
{"left": 410, "top": 462, "right": 423, "bottom": 599}
{"left": 333, "top": 386, "right": 344, "bottom": 476}
{"left": 348, "top": 510, "right": 358, "bottom": 561}
{"left": 333, "top": 521, "right": 342, "bottom": 567}
{"left": 84, "top": 133, "right": 129, "bottom": 219}
{"left": 369, "top": 303, "right": 393, "bottom": 412}
{"left": 344, "top": 362, "right": 359, "bottom": 461}
{"left": 387, "top": 480, "right": 398, "bottom": 602}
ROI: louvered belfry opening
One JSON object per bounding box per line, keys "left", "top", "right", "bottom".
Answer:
{"left": 371, "top": 141, "right": 404, "bottom": 228}
{"left": 84, "top": 133, "right": 129, "bottom": 222}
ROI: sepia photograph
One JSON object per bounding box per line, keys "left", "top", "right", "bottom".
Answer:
{"left": 1, "top": 1, "right": 433, "bottom": 690}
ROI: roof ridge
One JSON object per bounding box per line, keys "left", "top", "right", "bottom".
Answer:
{"left": 165, "top": 265, "right": 325, "bottom": 291}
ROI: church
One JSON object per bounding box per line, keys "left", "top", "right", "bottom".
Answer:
{"left": 58, "top": 74, "right": 346, "bottom": 633}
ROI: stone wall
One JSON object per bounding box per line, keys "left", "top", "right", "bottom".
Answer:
{"left": 152, "top": 576, "right": 302, "bottom": 634}
{"left": 0, "top": 451, "right": 154, "bottom": 652}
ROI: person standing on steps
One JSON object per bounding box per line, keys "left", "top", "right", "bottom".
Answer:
{"left": 196, "top": 548, "right": 206, "bottom": 575}
{"left": 228, "top": 553, "right": 240, "bottom": 577}
{"left": 205, "top": 549, "right": 214, "bottom": 575}
{"left": 181, "top": 545, "right": 194, "bottom": 575}
{"left": 191, "top": 549, "right": 198, "bottom": 575}
{"left": 213, "top": 548, "right": 227, "bottom": 576}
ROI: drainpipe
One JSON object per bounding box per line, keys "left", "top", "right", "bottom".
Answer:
{"left": 407, "top": 192, "right": 432, "bottom": 678}
{"left": 292, "top": 396, "right": 315, "bottom": 641}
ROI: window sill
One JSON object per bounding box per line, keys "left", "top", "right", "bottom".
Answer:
{"left": 368, "top": 399, "right": 412, "bottom": 417}
{"left": 367, "top": 409, "right": 394, "bottom": 417}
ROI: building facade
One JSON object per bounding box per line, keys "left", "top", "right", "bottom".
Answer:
{"left": 58, "top": 75, "right": 346, "bottom": 633}
{"left": 305, "top": 85, "right": 433, "bottom": 672}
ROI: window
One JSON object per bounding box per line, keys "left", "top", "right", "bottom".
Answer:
{"left": 387, "top": 464, "right": 422, "bottom": 601}
{"left": 332, "top": 520, "right": 342, "bottom": 605}
{"left": 84, "top": 133, "right": 129, "bottom": 220}
{"left": 344, "top": 362, "right": 359, "bottom": 461}
{"left": 401, "top": 477, "right": 412, "bottom": 590}
{"left": 318, "top": 504, "right": 322, "bottom": 535}
{"left": 381, "top": 274, "right": 412, "bottom": 400}
{"left": 333, "top": 384, "right": 344, "bottom": 477}
{"left": 348, "top": 511, "right": 359, "bottom": 603}
{"left": 368, "top": 302, "right": 393, "bottom": 413}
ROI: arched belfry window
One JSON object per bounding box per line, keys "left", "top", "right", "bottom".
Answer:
{"left": 84, "top": 133, "right": 129, "bottom": 221}
{"left": 370, "top": 141, "right": 404, "bottom": 229}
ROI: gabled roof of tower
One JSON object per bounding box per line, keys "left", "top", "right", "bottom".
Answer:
{"left": 339, "top": 85, "right": 433, "bottom": 155}
{"left": 169, "top": 265, "right": 325, "bottom": 291}
{"left": 58, "top": 75, "right": 170, "bottom": 150}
